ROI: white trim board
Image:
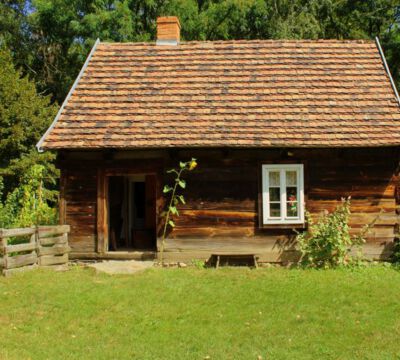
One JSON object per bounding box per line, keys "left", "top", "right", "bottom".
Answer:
{"left": 375, "top": 36, "right": 400, "bottom": 107}
{"left": 36, "top": 38, "right": 101, "bottom": 152}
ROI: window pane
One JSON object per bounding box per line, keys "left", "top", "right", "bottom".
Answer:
{"left": 269, "top": 203, "right": 281, "bottom": 217}
{"left": 269, "top": 171, "right": 280, "bottom": 187}
{"left": 286, "top": 187, "right": 297, "bottom": 201}
{"left": 269, "top": 188, "right": 280, "bottom": 201}
{"left": 286, "top": 171, "right": 297, "bottom": 186}
{"left": 287, "top": 202, "right": 298, "bottom": 217}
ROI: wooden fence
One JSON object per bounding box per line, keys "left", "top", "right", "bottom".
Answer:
{"left": 0, "top": 225, "right": 70, "bottom": 276}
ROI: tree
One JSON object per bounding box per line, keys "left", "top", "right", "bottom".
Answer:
{"left": 1, "top": 0, "right": 400, "bottom": 101}
{"left": 0, "top": 46, "right": 58, "bottom": 197}
{"left": 0, "top": 0, "right": 33, "bottom": 75}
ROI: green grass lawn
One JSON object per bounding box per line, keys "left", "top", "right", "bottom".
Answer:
{"left": 0, "top": 266, "right": 399, "bottom": 360}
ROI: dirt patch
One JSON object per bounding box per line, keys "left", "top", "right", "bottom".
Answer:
{"left": 86, "top": 260, "right": 154, "bottom": 275}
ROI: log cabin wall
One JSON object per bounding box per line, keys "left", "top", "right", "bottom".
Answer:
{"left": 58, "top": 147, "right": 400, "bottom": 262}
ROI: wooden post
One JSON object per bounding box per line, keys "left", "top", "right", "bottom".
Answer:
{"left": 59, "top": 169, "right": 67, "bottom": 225}
{"left": 145, "top": 174, "right": 157, "bottom": 232}
{"left": 0, "top": 230, "right": 7, "bottom": 272}
{"left": 34, "top": 225, "right": 39, "bottom": 266}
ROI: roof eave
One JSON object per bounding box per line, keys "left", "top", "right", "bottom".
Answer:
{"left": 42, "top": 142, "right": 400, "bottom": 151}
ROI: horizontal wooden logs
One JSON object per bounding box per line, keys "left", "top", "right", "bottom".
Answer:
{"left": 38, "top": 225, "right": 70, "bottom": 238}
{"left": 6, "top": 253, "right": 37, "bottom": 269}
{"left": 40, "top": 234, "right": 68, "bottom": 246}
{"left": 5, "top": 242, "right": 37, "bottom": 254}
{"left": 158, "top": 237, "right": 296, "bottom": 253}
{"left": 306, "top": 199, "right": 396, "bottom": 213}
{"left": 307, "top": 185, "right": 395, "bottom": 199}
{"left": 60, "top": 147, "right": 399, "bottom": 259}
{"left": 0, "top": 227, "right": 35, "bottom": 238}
{"left": 39, "top": 254, "right": 69, "bottom": 266}
{"left": 170, "top": 226, "right": 255, "bottom": 238}
{"left": 38, "top": 244, "right": 71, "bottom": 256}
{"left": 350, "top": 213, "right": 398, "bottom": 226}
{"left": 62, "top": 168, "right": 97, "bottom": 253}
{"left": 68, "top": 235, "right": 96, "bottom": 252}
{"left": 69, "top": 251, "right": 156, "bottom": 261}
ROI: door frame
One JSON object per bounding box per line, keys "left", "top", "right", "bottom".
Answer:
{"left": 97, "top": 167, "right": 159, "bottom": 254}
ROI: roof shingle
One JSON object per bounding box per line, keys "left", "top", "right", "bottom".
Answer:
{"left": 39, "top": 39, "right": 400, "bottom": 149}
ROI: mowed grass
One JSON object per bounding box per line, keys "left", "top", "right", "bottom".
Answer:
{"left": 0, "top": 266, "right": 400, "bottom": 360}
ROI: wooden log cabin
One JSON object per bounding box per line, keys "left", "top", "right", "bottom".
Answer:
{"left": 37, "top": 17, "right": 400, "bottom": 263}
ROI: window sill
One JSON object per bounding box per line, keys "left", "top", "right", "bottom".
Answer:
{"left": 260, "top": 223, "right": 306, "bottom": 230}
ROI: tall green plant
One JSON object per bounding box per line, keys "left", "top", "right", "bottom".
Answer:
{"left": 160, "top": 158, "right": 197, "bottom": 264}
{"left": 17, "top": 164, "right": 58, "bottom": 227}
{"left": 296, "top": 198, "right": 375, "bottom": 268}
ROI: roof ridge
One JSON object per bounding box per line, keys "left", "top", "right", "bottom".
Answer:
{"left": 99, "top": 39, "right": 375, "bottom": 46}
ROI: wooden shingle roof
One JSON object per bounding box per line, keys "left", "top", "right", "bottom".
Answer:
{"left": 38, "top": 39, "right": 400, "bottom": 149}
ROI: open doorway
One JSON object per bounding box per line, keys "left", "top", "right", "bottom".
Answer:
{"left": 107, "top": 174, "right": 156, "bottom": 251}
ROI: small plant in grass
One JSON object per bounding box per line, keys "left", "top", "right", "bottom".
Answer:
{"left": 392, "top": 239, "right": 400, "bottom": 263}
{"left": 191, "top": 259, "right": 206, "bottom": 269}
{"left": 159, "top": 158, "right": 197, "bottom": 264}
{"left": 296, "top": 197, "right": 376, "bottom": 268}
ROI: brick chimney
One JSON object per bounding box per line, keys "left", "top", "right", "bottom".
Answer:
{"left": 156, "top": 16, "right": 181, "bottom": 45}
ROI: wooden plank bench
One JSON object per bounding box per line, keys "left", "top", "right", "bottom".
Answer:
{"left": 211, "top": 253, "right": 258, "bottom": 268}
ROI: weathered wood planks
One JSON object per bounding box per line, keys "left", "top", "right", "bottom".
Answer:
{"left": 0, "top": 227, "right": 36, "bottom": 238}
{"left": 0, "top": 225, "right": 71, "bottom": 276}
{"left": 58, "top": 147, "right": 400, "bottom": 261}
{"left": 62, "top": 167, "right": 97, "bottom": 252}
{"left": 39, "top": 253, "right": 69, "bottom": 266}
{"left": 5, "top": 242, "right": 37, "bottom": 253}
{"left": 6, "top": 253, "right": 38, "bottom": 269}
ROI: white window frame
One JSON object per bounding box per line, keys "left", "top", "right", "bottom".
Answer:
{"left": 262, "top": 164, "right": 304, "bottom": 225}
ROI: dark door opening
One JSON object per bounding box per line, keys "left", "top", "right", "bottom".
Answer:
{"left": 108, "top": 175, "right": 156, "bottom": 251}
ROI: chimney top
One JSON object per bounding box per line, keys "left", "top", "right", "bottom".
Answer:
{"left": 156, "top": 16, "right": 181, "bottom": 45}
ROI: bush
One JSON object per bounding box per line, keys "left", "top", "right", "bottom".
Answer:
{"left": 0, "top": 164, "right": 58, "bottom": 228}
{"left": 296, "top": 198, "right": 373, "bottom": 268}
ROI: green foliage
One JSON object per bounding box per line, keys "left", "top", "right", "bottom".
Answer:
{"left": 0, "top": 178, "right": 19, "bottom": 228}
{"left": 0, "top": 165, "right": 58, "bottom": 228}
{"left": 0, "top": 46, "right": 58, "bottom": 196}
{"left": 296, "top": 198, "right": 374, "bottom": 268}
{"left": 191, "top": 259, "right": 206, "bottom": 269}
{"left": 1, "top": 1, "right": 399, "bottom": 103}
{"left": 392, "top": 239, "right": 400, "bottom": 263}
{"left": 160, "top": 158, "right": 197, "bottom": 263}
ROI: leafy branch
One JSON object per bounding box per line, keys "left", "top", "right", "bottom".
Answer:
{"left": 159, "top": 158, "right": 197, "bottom": 264}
